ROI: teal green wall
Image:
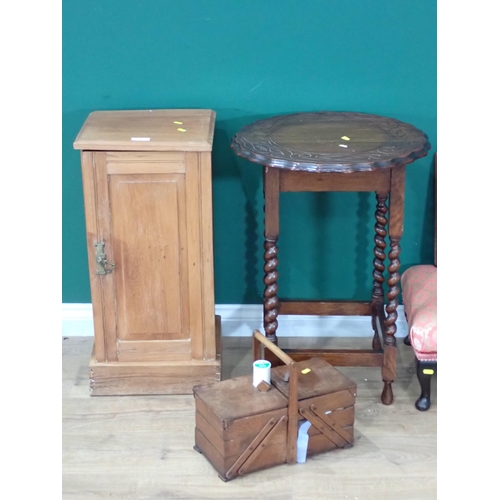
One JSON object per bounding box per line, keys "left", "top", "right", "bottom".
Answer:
{"left": 63, "top": 0, "right": 436, "bottom": 304}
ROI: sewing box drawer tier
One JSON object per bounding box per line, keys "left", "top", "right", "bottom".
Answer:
{"left": 193, "top": 375, "right": 289, "bottom": 481}
{"left": 193, "top": 357, "right": 356, "bottom": 481}
{"left": 272, "top": 358, "right": 357, "bottom": 457}
{"left": 73, "top": 109, "right": 220, "bottom": 395}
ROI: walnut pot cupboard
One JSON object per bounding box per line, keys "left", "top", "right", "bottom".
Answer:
{"left": 73, "top": 109, "right": 221, "bottom": 395}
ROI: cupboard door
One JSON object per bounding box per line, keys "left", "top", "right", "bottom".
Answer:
{"left": 109, "top": 171, "right": 188, "bottom": 338}
{"left": 109, "top": 170, "right": 191, "bottom": 362}
{"left": 82, "top": 151, "right": 193, "bottom": 362}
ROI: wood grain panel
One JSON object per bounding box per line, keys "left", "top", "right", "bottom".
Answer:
{"left": 194, "top": 428, "right": 287, "bottom": 479}
{"left": 264, "top": 167, "right": 280, "bottom": 239}
{"left": 284, "top": 349, "right": 384, "bottom": 367}
{"left": 109, "top": 173, "right": 189, "bottom": 341}
{"left": 279, "top": 300, "right": 372, "bottom": 316}
{"left": 382, "top": 345, "right": 397, "bottom": 382}
{"left": 195, "top": 411, "right": 286, "bottom": 458}
{"left": 307, "top": 406, "right": 355, "bottom": 434}
{"left": 73, "top": 109, "right": 216, "bottom": 152}
{"left": 194, "top": 428, "right": 227, "bottom": 476}
{"left": 194, "top": 394, "right": 287, "bottom": 441}
{"left": 199, "top": 152, "right": 216, "bottom": 359}
{"left": 106, "top": 163, "right": 185, "bottom": 175}
{"left": 116, "top": 340, "right": 191, "bottom": 362}
{"left": 106, "top": 152, "right": 185, "bottom": 174}
{"left": 185, "top": 152, "right": 204, "bottom": 359}
{"left": 106, "top": 152, "right": 185, "bottom": 163}
{"left": 89, "top": 352, "right": 220, "bottom": 396}
{"left": 298, "top": 391, "right": 355, "bottom": 413}
{"left": 80, "top": 152, "right": 106, "bottom": 363}
{"left": 280, "top": 169, "right": 391, "bottom": 192}
{"left": 388, "top": 165, "right": 406, "bottom": 237}
{"left": 306, "top": 431, "right": 353, "bottom": 456}
{"left": 94, "top": 152, "right": 118, "bottom": 362}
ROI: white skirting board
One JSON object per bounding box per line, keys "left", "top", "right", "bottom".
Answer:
{"left": 62, "top": 303, "right": 408, "bottom": 338}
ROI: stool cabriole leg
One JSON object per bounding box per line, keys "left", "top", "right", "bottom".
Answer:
{"left": 415, "top": 360, "right": 436, "bottom": 411}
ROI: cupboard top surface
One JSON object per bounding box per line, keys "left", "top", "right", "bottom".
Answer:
{"left": 73, "top": 109, "right": 215, "bottom": 152}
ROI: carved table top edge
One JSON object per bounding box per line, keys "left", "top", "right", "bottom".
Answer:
{"left": 231, "top": 111, "right": 431, "bottom": 173}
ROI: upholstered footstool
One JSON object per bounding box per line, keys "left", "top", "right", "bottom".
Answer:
{"left": 401, "top": 264, "right": 437, "bottom": 411}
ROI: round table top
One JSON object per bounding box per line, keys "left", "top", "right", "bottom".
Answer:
{"left": 231, "top": 112, "right": 430, "bottom": 173}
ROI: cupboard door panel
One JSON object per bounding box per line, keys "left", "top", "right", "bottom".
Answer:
{"left": 108, "top": 172, "right": 190, "bottom": 342}
{"left": 116, "top": 339, "right": 192, "bottom": 362}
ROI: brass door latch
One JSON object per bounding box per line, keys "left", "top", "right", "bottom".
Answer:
{"left": 95, "top": 242, "right": 115, "bottom": 275}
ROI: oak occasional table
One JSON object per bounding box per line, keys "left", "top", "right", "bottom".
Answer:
{"left": 231, "top": 111, "right": 430, "bottom": 404}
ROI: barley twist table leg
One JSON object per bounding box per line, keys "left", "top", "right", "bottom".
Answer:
{"left": 371, "top": 193, "right": 387, "bottom": 350}
{"left": 263, "top": 167, "right": 280, "bottom": 344}
{"left": 264, "top": 239, "right": 279, "bottom": 343}
{"left": 384, "top": 237, "right": 401, "bottom": 342}
{"left": 380, "top": 236, "right": 401, "bottom": 405}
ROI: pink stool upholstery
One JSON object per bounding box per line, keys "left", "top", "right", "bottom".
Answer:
{"left": 401, "top": 264, "right": 437, "bottom": 411}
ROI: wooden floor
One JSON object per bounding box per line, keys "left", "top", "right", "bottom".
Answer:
{"left": 63, "top": 336, "right": 437, "bottom": 499}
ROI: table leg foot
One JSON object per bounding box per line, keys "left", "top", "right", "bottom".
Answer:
{"left": 415, "top": 360, "right": 435, "bottom": 411}
{"left": 381, "top": 381, "right": 394, "bottom": 405}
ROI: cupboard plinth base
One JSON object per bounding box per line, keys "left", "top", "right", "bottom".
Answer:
{"left": 88, "top": 316, "right": 222, "bottom": 396}
{"left": 89, "top": 357, "right": 221, "bottom": 396}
